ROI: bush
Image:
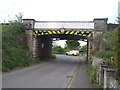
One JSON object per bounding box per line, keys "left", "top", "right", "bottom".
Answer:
{"left": 2, "top": 46, "right": 33, "bottom": 72}
{"left": 114, "top": 25, "right": 120, "bottom": 84}
{"left": 87, "top": 61, "right": 96, "bottom": 84}
{"left": 2, "top": 20, "right": 36, "bottom": 72}
{"left": 93, "top": 51, "right": 113, "bottom": 59}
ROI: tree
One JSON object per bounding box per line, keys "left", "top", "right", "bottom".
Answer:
{"left": 8, "top": 12, "right": 24, "bottom": 32}
{"left": 118, "top": 16, "right": 120, "bottom": 24}
{"left": 80, "top": 45, "right": 87, "bottom": 51}
{"left": 52, "top": 46, "right": 65, "bottom": 54}
{"left": 65, "top": 40, "right": 80, "bottom": 50}
{"left": 100, "top": 31, "right": 114, "bottom": 51}
{"left": 114, "top": 25, "right": 120, "bottom": 84}
{"left": 15, "top": 12, "right": 23, "bottom": 23}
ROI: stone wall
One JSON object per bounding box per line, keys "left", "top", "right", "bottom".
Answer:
{"left": 108, "top": 75, "right": 119, "bottom": 88}
{"left": 93, "top": 58, "right": 120, "bottom": 89}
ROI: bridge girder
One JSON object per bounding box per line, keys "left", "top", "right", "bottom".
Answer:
{"left": 33, "top": 30, "right": 93, "bottom": 38}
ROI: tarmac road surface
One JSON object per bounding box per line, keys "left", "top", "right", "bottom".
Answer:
{"left": 2, "top": 55, "right": 80, "bottom": 88}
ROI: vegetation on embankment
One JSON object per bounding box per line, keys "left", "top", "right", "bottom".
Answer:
{"left": 87, "top": 31, "right": 114, "bottom": 86}
{"left": 114, "top": 25, "right": 120, "bottom": 84}
{"left": 87, "top": 61, "right": 96, "bottom": 84}
{"left": 89, "top": 24, "right": 120, "bottom": 84}
{"left": 2, "top": 14, "right": 41, "bottom": 72}
{"left": 87, "top": 27, "right": 119, "bottom": 85}
{"left": 93, "top": 30, "right": 114, "bottom": 61}
{"left": 0, "top": 24, "right": 2, "bottom": 71}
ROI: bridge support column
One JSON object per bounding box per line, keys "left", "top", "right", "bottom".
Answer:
{"left": 25, "top": 30, "right": 32, "bottom": 54}
{"left": 87, "top": 34, "right": 93, "bottom": 61}
{"left": 35, "top": 36, "right": 52, "bottom": 58}
{"left": 88, "top": 40, "right": 93, "bottom": 60}
{"left": 24, "top": 33, "right": 52, "bottom": 58}
{"left": 32, "top": 36, "right": 39, "bottom": 57}
{"left": 41, "top": 36, "right": 52, "bottom": 58}
{"left": 23, "top": 19, "right": 37, "bottom": 57}
{"left": 25, "top": 30, "right": 39, "bottom": 58}
{"left": 23, "top": 19, "right": 52, "bottom": 58}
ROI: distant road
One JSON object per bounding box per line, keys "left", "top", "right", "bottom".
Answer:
{"left": 2, "top": 55, "right": 80, "bottom": 88}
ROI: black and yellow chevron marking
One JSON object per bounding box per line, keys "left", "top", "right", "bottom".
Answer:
{"left": 33, "top": 30, "right": 92, "bottom": 37}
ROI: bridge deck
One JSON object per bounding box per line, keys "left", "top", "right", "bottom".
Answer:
{"left": 34, "top": 21, "right": 94, "bottom": 30}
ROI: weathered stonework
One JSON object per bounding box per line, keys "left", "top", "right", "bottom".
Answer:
{"left": 88, "top": 36, "right": 93, "bottom": 61}
{"left": 95, "top": 63, "right": 119, "bottom": 89}
{"left": 103, "top": 68, "right": 118, "bottom": 89}
{"left": 98, "top": 65, "right": 112, "bottom": 85}
{"left": 23, "top": 19, "right": 52, "bottom": 58}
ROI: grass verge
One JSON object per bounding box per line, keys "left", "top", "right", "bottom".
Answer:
{"left": 87, "top": 61, "right": 96, "bottom": 84}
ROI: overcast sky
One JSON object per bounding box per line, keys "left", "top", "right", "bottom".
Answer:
{"left": 55, "top": 40, "right": 87, "bottom": 48}
{"left": 0, "top": 0, "right": 119, "bottom": 23}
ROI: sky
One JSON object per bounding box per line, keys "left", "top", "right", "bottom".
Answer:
{"left": 55, "top": 40, "right": 87, "bottom": 48}
{"left": 0, "top": 0, "right": 119, "bottom": 47}
{"left": 0, "top": 0, "right": 119, "bottom": 23}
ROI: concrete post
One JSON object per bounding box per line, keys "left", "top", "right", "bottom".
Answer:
{"left": 98, "top": 65, "right": 112, "bottom": 86}
{"left": 104, "top": 68, "right": 116, "bottom": 89}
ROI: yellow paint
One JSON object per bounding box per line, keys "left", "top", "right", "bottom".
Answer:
{"left": 33, "top": 31, "right": 36, "bottom": 36}
{"left": 35, "top": 30, "right": 38, "bottom": 34}
{"left": 70, "top": 31, "right": 74, "bottom": 34}
{"left": 52, "top": 30, "right": 57, "bottom": 34}
{"left": 86, "top": 31, "right": 89, "bottom": 33}
{"left": 74, "top": 31, "right": 79, "bottom": 35}
{"left": 65, "top": 30, "right": 70, "bottom": 34}
{"left": 38, "top": 34, "right": 40, "bottom": 36}
{"left": 83, "top": 34, "right": 86, "bottom": 36}
{"left": 45, "top": 33, "right": 48, "bottom": 35}
{"left": 88, "top": 33, "right": 91, "bottom": 37}
{"left": 33, "top": 33, "right": 36, "bottom": 36}
{"left": 40, "top": 30, "right": 42, "bottom": 32}
{"left": 57, "top": 31, "right": 61, "bottom": 34}
{"left": 41, "top": 32, "right": 44, "bottom": 35}
{"left": 81, "top": 31, "right": 84, "bottom": 34}
{"left": 43, "top": 30, "right": 46, "bottom": 32}
{"left": 48, "top": 31, "right": 52, "bottom": 34}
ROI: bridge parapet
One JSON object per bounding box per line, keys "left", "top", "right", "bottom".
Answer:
{"left": 34, "top": 21, "right": 94, "bottom": 30}
{"left": 23, "top": 18, "right": 108, "bottom": 31}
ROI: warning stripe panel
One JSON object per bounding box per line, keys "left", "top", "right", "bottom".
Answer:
{"left": 33, "top": 30, "right": 92, "bottom": 37}
{"left": 70, "top": 31, "right": 75, "bottom": 34}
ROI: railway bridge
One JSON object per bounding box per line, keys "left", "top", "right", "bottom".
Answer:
{"left": 23, "top": 18, "right": 108, "bottom": 60}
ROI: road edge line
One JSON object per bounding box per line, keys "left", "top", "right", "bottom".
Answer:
{"left": 66, "top": 59, "right": 80, "bottom": 88}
